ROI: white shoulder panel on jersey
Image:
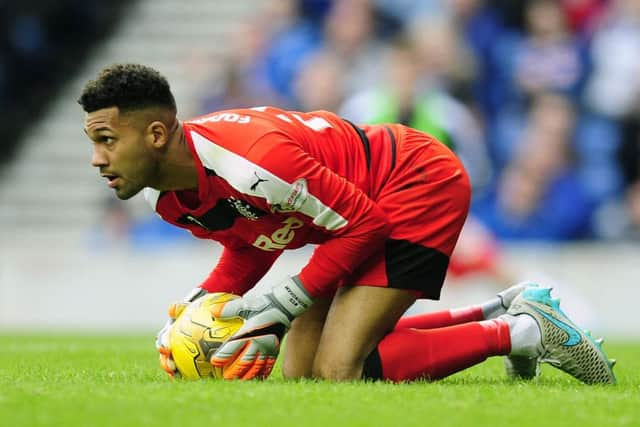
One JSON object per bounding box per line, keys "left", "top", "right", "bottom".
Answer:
{"left": 143, "top": 187, "right": 161, "bottom": 211}
{"left": 190, "top": 130, "right": 347, "bottom": 231}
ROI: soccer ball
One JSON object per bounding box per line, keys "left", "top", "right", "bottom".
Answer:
{"left": 169, "top": 292, "right": 244, "bottom": 380}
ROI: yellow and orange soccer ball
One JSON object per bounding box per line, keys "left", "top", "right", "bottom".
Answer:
{"left": 169, "top": 292, "right": 244, "bottom": 380}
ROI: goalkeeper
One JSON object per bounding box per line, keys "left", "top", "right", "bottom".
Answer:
{"left": 78, "top": 64, "right": 616, "bottom": 384}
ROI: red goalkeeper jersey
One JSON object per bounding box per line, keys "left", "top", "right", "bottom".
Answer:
{"left": 144, "top": 107, "right": 397, "bottom": 297}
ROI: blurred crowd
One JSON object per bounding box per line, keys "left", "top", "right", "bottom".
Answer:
{"left": 188, "top": 0, "right": 640, "bottom": 243}
{"left": 1, "top": 2, "right": 637, "bottom": 244}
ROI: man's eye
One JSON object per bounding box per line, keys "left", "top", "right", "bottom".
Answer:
{"left": 102, "top": 136, "right": 115, "bottom": 144}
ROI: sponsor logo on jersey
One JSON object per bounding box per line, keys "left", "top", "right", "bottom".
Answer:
{"left": 271, "top": 178, "right": 308, "bottom": 213}
{"left": 253, "top": 217, "right": 304, "bottom": 251}
{"left": 178, "top": 198, "right": 266, "bottom": 231}
{"left": 226, "top": 197, "right": 261, "bottom": 221}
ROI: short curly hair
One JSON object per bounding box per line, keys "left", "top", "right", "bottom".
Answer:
{"left": 78, "top": 63, "right": 176, "bottom": 113}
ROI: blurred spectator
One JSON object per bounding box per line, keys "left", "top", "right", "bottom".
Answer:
{"left": 406, "top": 12, "right": 476, "bottom": 99}
{"left": 293, "top": 49, "right": 347, "bottom": 112}
{"left": 340, "top": 35, "right": 491, "bottom": 189}
{"left": 448, "top": 0, "right": 516, "bottom": 119}
{"left": 583, "top": 0, "right": 640, "bottom": 119}
{"left": 199, "top": 17, "right": 284, "bottom": 111}
{"left": 513, "top": 0, "right": 587, "bottom": 101}
{"left": 473, "top": 93, "right": 594, "bottom": 240}
{"left": 258, "top": 0, "right": 324, "bottom": 106}
{"left": 195, "top": 0, "right": 324, "bottom": 112}
{"left": 316, "top": 0, "right": 387, "bottom": 94}
{"left": 257, "top": 0, "right": 396, "bottom": 107}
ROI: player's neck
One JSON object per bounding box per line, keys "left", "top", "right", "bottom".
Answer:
{"left": 154, "top": 123, "right": 198, "bottom": 191}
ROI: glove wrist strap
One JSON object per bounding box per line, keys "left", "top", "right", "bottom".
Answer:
{"left": 271, "top": 276, "right": 314, "bottom": 318}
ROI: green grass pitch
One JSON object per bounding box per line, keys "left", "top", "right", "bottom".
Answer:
{"left": 1, "top": 333, "right": 638, "bottom": 427}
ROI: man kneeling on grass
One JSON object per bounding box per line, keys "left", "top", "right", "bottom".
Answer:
{"left": 79, "top": 64, "right": 616, "bottom": 384}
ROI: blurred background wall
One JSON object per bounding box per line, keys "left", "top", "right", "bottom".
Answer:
{"left": 0, "top": 0, "right": 638, "bottom": 337}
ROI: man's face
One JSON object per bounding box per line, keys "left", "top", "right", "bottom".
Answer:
{"left": 84, "top": 107, "right": 158, "bottom": 200}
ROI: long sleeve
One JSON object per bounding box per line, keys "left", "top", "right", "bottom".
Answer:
{"left": 199, "top": 237, "right": 283, "bottom": 295}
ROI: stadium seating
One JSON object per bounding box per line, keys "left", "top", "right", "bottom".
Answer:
{"left": 0, "top": 0, "right": 254, "bottom": 244}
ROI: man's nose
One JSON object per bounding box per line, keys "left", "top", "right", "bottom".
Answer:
{"left": 91, "top": 146, "right": 108, "bottom": 167}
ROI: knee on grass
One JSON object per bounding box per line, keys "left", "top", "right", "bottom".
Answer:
{"left": 311, "top": 356, "right": 363, "bottom": 381}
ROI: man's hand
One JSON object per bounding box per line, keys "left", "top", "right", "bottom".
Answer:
{"left": 210, "top": 334, "right": 281, "bottom": 380}
{"left": 156, "top": 287, "right": 207, "bottom": 378}
{"left": 209, "top": 276, "right": 313, "bottom": 380}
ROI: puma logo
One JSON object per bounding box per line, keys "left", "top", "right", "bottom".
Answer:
{"left": 250, "top": 172, "right": 269, "bottom": 191}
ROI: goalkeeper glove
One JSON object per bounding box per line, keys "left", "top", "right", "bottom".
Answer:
{"left": 156, "top": 287, "right": 208, "bottom": 378}
{"left": 209, "top": 276, "right": 313, "bottom": 380}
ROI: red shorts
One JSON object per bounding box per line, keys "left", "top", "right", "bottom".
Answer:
{"left": 344, "top": 124, "right": 471, "bottom": 299}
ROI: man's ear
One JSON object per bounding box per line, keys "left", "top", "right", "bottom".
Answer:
{"left": 147, "top": 121, "right": 169, "bottom": 148}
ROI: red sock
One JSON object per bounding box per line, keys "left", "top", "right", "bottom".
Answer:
{"left": 394, "top": 305, "right": 484, "bottom": 330}
{"left": 364, "top": 319, "right": 511, "bottom": 382}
